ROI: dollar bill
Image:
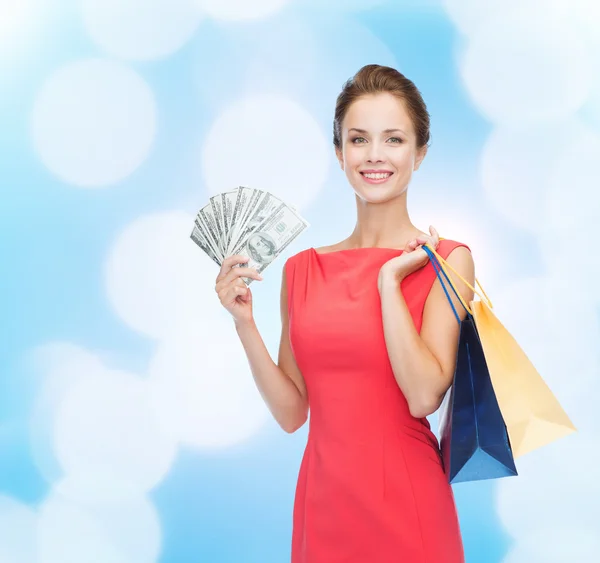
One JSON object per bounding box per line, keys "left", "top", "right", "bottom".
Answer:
{"left": 230, "top": 201, "right": 309, "bottom": 285}
{"left": 191, "top": 225, "right": 221, "bottom": 267}
{"left": 227, "top": 187, "right": 265, "bottom": 257}
{"left": 229, "top": 190, "right": 285, "bottom": 257}
{"left": 194, "top": 217, "right": 221, "bottom": 262}
{"left": 197, "top": 203, "right": 224, "bottom": 261}
{"left": 220, "top": 189, "right": 238, "bottom": 254}
{"left": 225, "top": 186, "right": 250, "bottom": 257}
{"left": 195, "top": 209, "right": 223, "bottom": 263}
{"left": 190, "top": 188, "right": 309, "bottom": 284}
{"left": 209, "top": 194, "right": 226, "bottom": 256}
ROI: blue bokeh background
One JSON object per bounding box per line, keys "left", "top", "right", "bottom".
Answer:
{"left": 2, "top": 1, "right": 599, "bottom": 562}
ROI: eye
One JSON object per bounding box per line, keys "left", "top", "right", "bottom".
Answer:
{"left": 351, "top": 137, "right": 366, "bottom": 144}
{"left": 389, "top": 137, "right": 402, "bottom": 143}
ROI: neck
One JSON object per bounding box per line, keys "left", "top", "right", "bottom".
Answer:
{"left": 346, "top": 191, "right": 421, "bottom": 248}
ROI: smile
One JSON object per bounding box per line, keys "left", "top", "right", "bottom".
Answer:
{"left": 360, "top": 172, "right": 393, "bottom": 184}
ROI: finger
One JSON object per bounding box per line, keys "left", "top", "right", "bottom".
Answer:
{"left": 218, "top": 266, "right": 263, "bottom": 289}
{"left": 416, "top": 236, "right": 430, "bottom": 245}
{"left": 234, "top": 286, "right": 248, "bottom": 299}
{"left": 240, "top": 286, "right": 252, "bottom": 302}
{"left": 230, "top": 286, "right": 249, "bottom": 304}
{"left": 221, "top": 284, "right": 247, "bottom": 304}
{"left": 216, "top": 255, "right": 250, "bottom": 282}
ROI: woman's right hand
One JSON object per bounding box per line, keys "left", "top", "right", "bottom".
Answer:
{"left": 215, "top": 255, "right": 263, "bottom": 324}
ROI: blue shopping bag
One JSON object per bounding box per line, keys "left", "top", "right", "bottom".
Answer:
{"left": 422, "top": 246, "right": 518, "bottom": 484}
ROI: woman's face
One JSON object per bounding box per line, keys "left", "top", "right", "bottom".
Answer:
{"left": 335, "top": 92, "right": 427, "bottom": 203}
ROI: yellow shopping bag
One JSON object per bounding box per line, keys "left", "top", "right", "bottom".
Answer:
{"left": 425, "top": 242, "right": 577, "bottom": 458}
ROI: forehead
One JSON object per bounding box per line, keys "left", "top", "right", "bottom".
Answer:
{"left": 343, "top": 92, "right": 413, "bottom": 134}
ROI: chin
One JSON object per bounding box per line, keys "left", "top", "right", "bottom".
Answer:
{"left": 355, "top": 188, "right": 398, "bottom": 204}
{"left": 352, "top": 180, "right": 406, "bottom": 202}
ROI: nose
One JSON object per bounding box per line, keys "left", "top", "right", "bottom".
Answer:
{"left": 366, "top": 140, "right": 385, "bottom": 163}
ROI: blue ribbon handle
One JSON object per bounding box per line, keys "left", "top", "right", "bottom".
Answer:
{"left": 422, "top": 245, "right": 471, "bottom": 328}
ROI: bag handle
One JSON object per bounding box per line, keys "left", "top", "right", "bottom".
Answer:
{"left": 423, "top": 246, "right": 466, "bottom": 327}
{"left": 425, "top": 238, "right": 493, "bottom": 315}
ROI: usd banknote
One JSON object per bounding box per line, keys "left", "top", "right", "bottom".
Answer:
{"left": 191, "top": 186, "right": 309, "bottom": 285}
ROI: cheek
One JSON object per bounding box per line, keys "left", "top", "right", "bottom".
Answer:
{"left": 343, "top": 148, "right": 362, "bottom": 169}
{"left": 393, "top": 150, "right": 416, "bottom": 170}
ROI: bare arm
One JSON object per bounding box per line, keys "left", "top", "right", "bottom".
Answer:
{"left": 234, "top": 264, "right": 309, "bottom": 433}
{"left": 379, "top": 246, "right": 475, "bottom": 418}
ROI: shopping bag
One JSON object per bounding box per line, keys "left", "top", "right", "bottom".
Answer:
{"left": 423, "top": 246, "right": 518, "bottom": 484}
{"left": 424, "top": 243, "right": 576, "bottom": 458}
{"left": 470, "top": 300, "right": 576, "bottom": 457}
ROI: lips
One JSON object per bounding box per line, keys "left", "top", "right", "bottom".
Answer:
{"left": 360, "top": 171, "right": 393, "bottom": 176}
{"left": 360, "top": 171, "right": 394, "bottom": 184}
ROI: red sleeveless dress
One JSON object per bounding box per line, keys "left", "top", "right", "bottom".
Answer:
{"left": 284, "top": 239, "right": 468, "bottom": 563}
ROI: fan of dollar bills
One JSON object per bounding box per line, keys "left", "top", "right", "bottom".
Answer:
{"left": 191, "top": 186, "right": 310, "bottom": 285}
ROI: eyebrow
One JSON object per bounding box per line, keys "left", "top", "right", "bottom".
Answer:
{"left": 348, "top": 128, "right": 407, "bottom": 135}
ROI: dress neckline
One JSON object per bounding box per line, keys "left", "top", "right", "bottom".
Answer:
{"left": 310, "top": 246, "right": 404, "bottom": 256}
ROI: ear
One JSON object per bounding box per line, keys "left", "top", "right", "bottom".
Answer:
{"left": 335, "top": 146, "right": 344, "bottom": 171}
{"left": 414, "top": 145, "right": 428, "bottom": 171}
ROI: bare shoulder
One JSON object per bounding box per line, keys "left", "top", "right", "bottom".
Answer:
{"left": 445, "top": 244, "right": 474, "bottom": 270}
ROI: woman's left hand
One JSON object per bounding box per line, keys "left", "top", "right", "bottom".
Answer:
{"left": 378, "top": 226, "right": 440, "bottom": 291}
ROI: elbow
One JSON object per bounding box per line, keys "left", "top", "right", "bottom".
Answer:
{"left": 408, "top": 394, "right": 443, "bottom": 419}
{"left": 282, "top": 414, "right": 307, "bottom": 434}
{"left": 283, "top": 423, "right": 301, "bottom": 434}
{"left": 408, "top": 403, "right": 431, "bottom": 419}
{"left": 280, "top": 405, "right": 309, "bottom": 433}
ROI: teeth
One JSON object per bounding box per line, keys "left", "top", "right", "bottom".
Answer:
{"left": 363, "top": 173, "right": 391, "bottom": 179}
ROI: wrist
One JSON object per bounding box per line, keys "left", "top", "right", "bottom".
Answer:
{"left": 234, "top": 317, "right": 256, "bottom": 332}
{"left": 380, "top": 265, "right": 405, "bottom": 282}
{"left": 378, "top": 268, "right": 404, "bottom": 292}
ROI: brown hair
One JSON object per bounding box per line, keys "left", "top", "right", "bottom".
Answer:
{"left": 333, "top": 64, "right": 431, "bottom": 151}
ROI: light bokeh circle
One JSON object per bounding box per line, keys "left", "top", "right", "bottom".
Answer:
{"left": 105, "top": 211, "right": 223, "bottom": 339}
{"left": 201, "top": 95, "right": 329, "bottom": 210}
{"left": 28, "top": 343, "right": 109, "bottom": 485}
{"left": 442, "top": 0, "right": 568, "bottom": 37}
{"left": 53, "top": 369, "right": 178, "bottom": 499}
{"left": 37, "top": 489, "right": 161, "bottom": 563}
{"left": 540, "top": 124, "right": 600, "bottom": 297}
{"left": 196, "top": 0, "right": 291, "bottom": 21}
{"left": 82, "top": 0, "right": 204, "bottom": 61}
{"left": 480, "top": 118, "right": 591, "bottom": 231}
{"left": 148, "top": 319, "right": 270, "bottom": 448}
{"left": 31, "top": 58, "right": 156, "bottom": 187}
{"left": 460, "top": 10, "right": 591, "bottom": 124}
